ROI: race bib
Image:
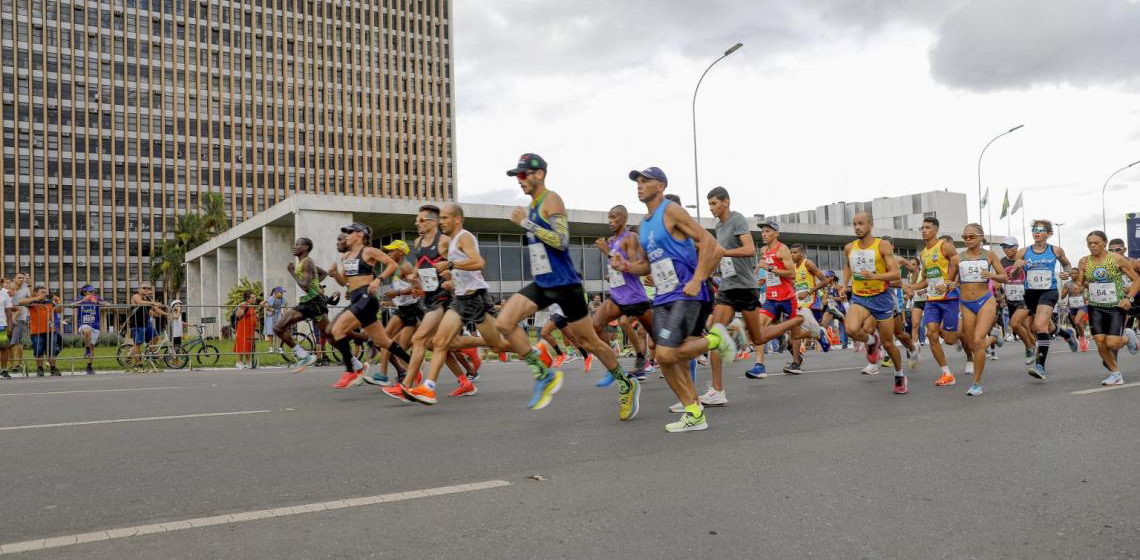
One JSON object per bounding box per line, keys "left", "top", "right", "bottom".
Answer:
{"left": 608, "top": 267, "right": 626, "bottom": 288}
{"left": 766, "top": 271, "right": 782, "bottom": 287}
{"left": 342, "top": 259, "right": 360, "bottom": 276}
{"left": 959, "top": 261, "right": 985, "bottom": 283}
{"left": 650, "top": 259, "right": 680, "bottom": 294}
{"left": 1068, "top": 296, "right": 1085, "bottom": 308}
{"left": 1026, "top": 269, "right": 1052, "bottom": 290}
{"left": 927, "top": 275, "right": 946, "bottom": 295}
{"left": 1005, "top": 283, "right": 1025, "bottom": 301}
{"left": 719, "top": 257, "right": 736, "bottom": 279}
{"left": 417, "top": 268, "right": 440, "bottom": 292}
{"left": 1089, "top": 282, "right": 1118, "bottom": 305}
{"left": 850, "top": 249, "right": 876, "bottom": 275}
{"left": 528, "top": 242, "right": 552, "bottom": 276}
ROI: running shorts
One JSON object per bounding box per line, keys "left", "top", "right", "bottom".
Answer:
{"left": 294, "top": 298, "right": 329, "bottom": 321}
{"left": 550, "top": 313, "right": 569, "bottom": 329}
{"left": 420, "top": 288, "right": 452, "bottom": 313}
{"left": 453, "top": 290, "right": 496, "bottom": 325}
{"left": 652, "top": 299, "right": 712, "bottom": 348}
{"left": 519, "top": 282, "right": 589, "bottom": 322}
{"left": 610, "top": 298, "right": 651, "bottom": 319}
{"left": 715, "top": 288, "right": 761, "bottom": 312}
{"left": 760, "top": 298, "right": 795, "bottom": 322}
{"left": 1089, "top": 306, "right": 1125, "bottom": 337}
{"left": 922, "top": 299, "right": 960, "bottom": 332}
{"left": 395, "top": 303, "right": 424, "bottom": 328}
{"left": 852, "top": 292, "right": 897, "bottom": 322}
{"left": 345, "top": 286, "right": 381, "bottom": 328}
{"left": 1025, "top": 289, "right": 1059, "bottom": 314}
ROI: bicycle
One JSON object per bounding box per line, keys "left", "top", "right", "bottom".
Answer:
{"left": 277, "top": 319, "right": 319, "bottom": 365}
{"left": 165, "top": 324, "right": 222, "bottom": 369}
{"left": 116, "top": 331, "right": 173, "bottom": 372}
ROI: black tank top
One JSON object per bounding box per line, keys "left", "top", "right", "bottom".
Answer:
{"left": 414, "top": 233, "right": 444, "bottom": 269}
{"left": 340, "top": 248, "right": 375, "bottom": 277}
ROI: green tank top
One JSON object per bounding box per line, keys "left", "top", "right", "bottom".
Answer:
{"left": 294, "top": 257, "right": 322, "bottom": 303}
{"left": 1083, "top": 254, "right": 1124, "bottom": 308}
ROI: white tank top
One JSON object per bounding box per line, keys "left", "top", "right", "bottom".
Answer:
{"left": 448, "top": 229, "right": 489, "bottom": 295}
{"left": 390, "top": 272, "right": 419, "bottom": 307}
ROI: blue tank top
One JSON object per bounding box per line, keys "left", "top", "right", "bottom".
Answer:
{"left": 639, "top": 200, "right": 707, "bottom": 305}
{"left": 528, "top": 191, "right": 581, "bottom": 288}
{"left": 76, "top": 300, "right": 101, "bottom": 327}
{"left": 1023, "top": 244, "right": 1058, "bottom": 291}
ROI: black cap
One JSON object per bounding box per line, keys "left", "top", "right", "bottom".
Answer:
{"left": 506, "top": 153, "right": 547, "bottom": 177}
{"left": 758, "top": 218, "right": 780, "bottom": 231}
{"left": 340, "top": 222, "right": 371, "bottom": 236}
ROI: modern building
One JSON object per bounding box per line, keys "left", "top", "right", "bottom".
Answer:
{"left": 769, "top": 190, "right": 968, "bottom": 241}
{"left": 1, "top": 0, "right": 455, "bottom": 303}
{"left": 183, "top": 191, "right": 968, "bottom": 333}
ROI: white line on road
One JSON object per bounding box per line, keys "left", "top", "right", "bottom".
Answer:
{"left": 0, "top": 479, "right": 512, "bottom": 555}
{"left": 1070, "top": 382, "right": 1140, "bottom": 395}
{"left": 0, "top": 387, "right": 189, "bottom": 398}
{"left": 0, "top": 410, "right": 272, "bottom": 432}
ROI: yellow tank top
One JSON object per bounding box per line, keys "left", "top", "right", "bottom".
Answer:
{"left": 795, "top": 261, "right": 818, "bottom": 309}
{"left": 849, "top": 238, "right": 887, "bottom": 296}
{"left": 920, "top": 242, "right": 958, "bottom": 301}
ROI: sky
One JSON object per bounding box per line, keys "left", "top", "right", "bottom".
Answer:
{"left": 450, "top": 0, "right": 1140, "bottom": 259}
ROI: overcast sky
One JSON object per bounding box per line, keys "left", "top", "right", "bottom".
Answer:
{"left": 451, "top": 0, "right": 1140, "bottom": 258}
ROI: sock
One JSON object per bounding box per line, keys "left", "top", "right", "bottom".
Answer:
{"left": 424, "top": 379, "right": 436, "bottom": 390}
{"left": 608, "top": 363, "right": 628, "bottom": 382}
{"left": 294, "top": 344, "right": 308, "bottom": 358}
{"left": 1036, "top": 333, "right": 1051, "bottom": 366}
{"left": 333, "top": 337, "right": 355, "bottom": 372}
{"left": 636, "top": 352, "right": 645, "bottom": 361}
{"left": 387, "top": 341, "right": 412, "bottom": 363}
{"left": 523, "top": 350, "right": 550, "bottom": 380}
{"left": 552, "top": 344, "right": 564, "bottom": 356}
{"left": 941, "top": 365, "right": 951, "bottom": 375}
{"left": 684, "top": 402, "right": 703, "bottom": 417}
{"left": 705, "top": 331, "right": 722, "bottom": 350}
{"left": 388, "top": 352, "right": 407, "bottom": 375}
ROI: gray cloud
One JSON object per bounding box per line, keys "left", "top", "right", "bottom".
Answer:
{"left": 458, "top": 187, "right": 529, "bottom": 207}
{"left": 928, "top": 0, "right": 1140, "bottom": 91}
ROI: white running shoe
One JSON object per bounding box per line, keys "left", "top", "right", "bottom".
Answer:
{"left": 1125, "top": 329, "right": 1138, "bottom": 355}
{"left": 699, "top": 388, "right": 727, "bottom": 407}
{"left": 861, "top": 363, "right": 881, "bottom": 375}
{"left": 1102, "top": 372, "right": 1124, "bottom": 386}
{"left": 796, "top": 308, "right": 822, "bottom": 337}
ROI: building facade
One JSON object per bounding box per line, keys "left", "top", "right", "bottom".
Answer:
{"left": 769, "top": 190, "right": 968, "bottom": 239}
{"left": 1, "top": 0, "right": 455, "bottom": 303}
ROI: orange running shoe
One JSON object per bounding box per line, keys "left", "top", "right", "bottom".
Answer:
{"left": 499, "top": 352, "right": 509, "bottom": 362}
{"left": 584, "top": 354, "right": 594, "bottom": 372}
{"left": 332, "top": 369, "right": 364, "bottom": 389}
{"left": 537, "top": 344, "right": 554, "bottom": 368}
{"left": 1078, "top": 337, "right": 1089, "bottom": 353}
{"left": 553, "top": 354, "right": 566, "bottom": 367}
{"left": 405, "top": 384, "right": 437, "bottom": 405}
{"left": 461, "top": 347, "right": 482, "bottom": 372}
{"left": 934, "top": 372, "right": 956, "bottom": 386}
{"left": 381, "top": 385, "right": 411, "bottom": 402}
{"left": 449, "top": 379, "right": 478, "bottom": 397}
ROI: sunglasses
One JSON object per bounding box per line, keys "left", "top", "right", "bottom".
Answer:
{"left": 1109, "top": 247, "right": 1125, "bottom": 253}
{"left": 515, "top": 171, "right": 532, "bottom": 180}
{"left": 961, "top": 234, "right": 981, "bottom": 241}
{"left": 1031, "top": 227, "right": 1048, "bottom": 234}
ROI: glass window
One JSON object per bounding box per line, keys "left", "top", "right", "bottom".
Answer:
{"left": 500, "top": 235, "right": 521, "bottom": 282}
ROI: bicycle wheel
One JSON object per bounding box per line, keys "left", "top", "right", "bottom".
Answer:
{"left": 164, "top": 345, "right": 190, "bottom": 370}
{"left": 195, "top": 344, "right": 221, "bottom": 366}
{"left": 298, "top": 333, "right": 316, "bottom": 354}
{"left": 116, "top": 344, "right": 134, "bottom": 368}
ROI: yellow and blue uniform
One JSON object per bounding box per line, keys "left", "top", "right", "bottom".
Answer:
{"left": 920, "top": 242, "right": 959, "bottom": 332}
{"left": 847, "top": 238, "right": 895, "bottom": 321}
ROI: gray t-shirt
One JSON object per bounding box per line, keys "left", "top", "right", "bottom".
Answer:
{"left": 715, "top": 211, "right": 757, "bottom": 291}
{"left": 13, "top": 286, "right": 29, "bottom": 321}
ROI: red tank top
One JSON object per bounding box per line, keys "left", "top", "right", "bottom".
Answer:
{"left": 763, "top": 241, "right": 795, "bottom": 301}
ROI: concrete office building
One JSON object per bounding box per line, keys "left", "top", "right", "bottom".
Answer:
{"left": 769, "top": 191, "right": 969, "bottom": 241}
{"left": 1, "top": 0, "right": 455, "bottom": 303}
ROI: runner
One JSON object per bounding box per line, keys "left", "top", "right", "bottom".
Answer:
{"left": 997, "top": 237, "right": 1035, "bottom": 365}
{"left": 615, "top": 166, "right": 733, "bottom": 431}
{"left": 325, "top": 222, "right": 413, "bottom": 389}
{"left": 365, "top": 240, "right": 420, "bottom": 386}
{"left": 872, "top": 239, "right": 918, "bottom": 371}
{"left": 906, "top": 217, "right": 963, "bottom": 386}
{"left": 842, "top": 212, "right": 907, "bottom": 393}
{"left": 821, "top": 271, "right": 848, "bottom": 350}
{"left": 592, "top": 205, "right": 654, "bottom": 386}
{"left": 788, "top": 243, "right": 834, "bottom": 373}
{"left": 755, "top": 219, "right": 814, "bottom": 375}
{"left": 1071, "top": 230, "right": 1139, "bottom": 385}
{"left": 1060, "top": 279, "right": 1090, "bottom": 352}
{"left": 272, "top": 238, "right": 330, "bottom": 372}
{"left": 493, "top": 153, "right": 639, "bottom": 418}
{"left": 73, "top": 285, "right": 104, "bottom": 375}
{"left": 1109, "top": 238, "right": 1140, "bottom": 331}
{"left": 1012, "top": 219, "right": 1079, "bottom": 380}
{"left": 905, "top": 260, "right": 928, "bottom": 350}
{"left": 955, "top": 224, "right": 1008, "bottom": 395}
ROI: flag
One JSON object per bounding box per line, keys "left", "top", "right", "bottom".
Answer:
{"left": 980, "top": 187, "right": 989, "bottom": 208}
{"left": 1010, "top": 191, "right": 1023, "bottom": 214}
{"left": 999, "top": 189, "right": 1010, "bottom": 219}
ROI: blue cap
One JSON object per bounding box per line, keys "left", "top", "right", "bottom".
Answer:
{"left": 506, "top": 153, "right": 548, "bottom": 177}
{"left": 628, "top": 167, "right": 668, "bottom": 185}
{"left": 79, "top": 284, "right": 96, "bottom": 293}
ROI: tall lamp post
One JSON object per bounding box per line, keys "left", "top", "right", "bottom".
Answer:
{"left": 692, "top": 42, "right": 743, "bottom": 221}
{"left": 977, "top": 125, "right": 1024, "bottom": 224}
{"left": 1055, "top": 222, "right": 1065, "bottom": 247}
{"left": 1101, "top": 159, "right": 1140, "bottom": 231}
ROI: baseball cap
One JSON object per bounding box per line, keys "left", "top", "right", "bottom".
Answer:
{"left": 271, "top": 286, "right": 286, "bottom": 294}
{"left": 758, "top": 218, "right": 780, "bottom": 231}
{"left": 998, "top": 236, "right": 1019, "bottom": 247}
{"left": 340, "top": 222, "right": 371, "bottom": 235}
{"left": 628, "top": 167, "right": 668, "bottom": 185}
{"left": 170, "top": 299, "right": 183, "bottom": 307}
{"left": 79, "top": 284, "right": 96, "bottom": 293}
{"left": 383, "top": 240, "right": 411, "bottom": 254}
{"left": 506, "top": 153, "right": 547, "bottom": 177}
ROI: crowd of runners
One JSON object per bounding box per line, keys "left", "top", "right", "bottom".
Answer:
{"left": 272, "top": 153, "right": 1140, "bottom": 433}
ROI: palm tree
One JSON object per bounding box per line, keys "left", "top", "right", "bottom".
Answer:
{"left": 150, "top": 194, "right": 229, "bottom": 300}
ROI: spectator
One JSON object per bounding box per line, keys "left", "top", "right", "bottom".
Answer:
{"left": 128, "top": 282, "right": 166, "bottom": 371}
{"left": 10, "top": 272, "right": 29, "bottom": 374}
{"left": 73, "top": 285, "right": 105, "bottom": 375}
{"left": 25, "top": 286, "right": 62, "bottom": 376}
{"left": 169, "top": 300, "right": 184, "bottom": 347}
{"left": 262, "top": 287, "right": 287, "bottom": 353}
{"left": 0, "top": 277, "right": 12, "bottom": 378}
{"left": 233, "top": 291, "right": 258, "bottom": 369}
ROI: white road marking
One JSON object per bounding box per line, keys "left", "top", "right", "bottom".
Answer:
{"left": 1070, "top": 382, "right": 1140, "bottom": 395}
{"left": 0, "top": 387, "right": 189, "bottom": 398}
{"left": 0, "top": 410, "right": 272, "bottom": 432}
{"left": 0, "top": 479, "right": 512, "bottom": 555}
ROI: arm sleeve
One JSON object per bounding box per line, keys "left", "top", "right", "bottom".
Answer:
{"left": 525, "top": 213, "right": 570, "bottom": 251}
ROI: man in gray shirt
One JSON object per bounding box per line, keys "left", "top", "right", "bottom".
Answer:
{"left": 9, "top": 272, "right": 29, "bottom": 374}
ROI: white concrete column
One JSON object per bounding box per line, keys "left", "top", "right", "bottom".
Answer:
{"left": 186, "top": 260, "right": 202, "bottom": 326}
{"left": 294, "top": 209, "right": 354, "bottom": 284}
{"left": 200, "top": 254, "right": 218, "bottom": 337}
{"left": 236, "top": 237, "right": 263, "bottom": 289}
{"left": 262, "top": 225, "right": 296, "bottom": 304}
{"left": 216, "top": 246, "right": 238, "bottom": 336}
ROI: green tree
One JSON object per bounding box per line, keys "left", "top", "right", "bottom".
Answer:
{"left": 150, "top": 193, "right": 230, "bottom": 300}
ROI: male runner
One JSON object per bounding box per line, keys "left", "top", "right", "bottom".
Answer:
{"left": 874, "top": 239, "right": 918, "bottom": 371}
{"left": 273, "top": 238, "right": 330, "bottom": 372}
{"left": 73, "top": 285, "right": 104, "bottom": 375}
{"left": 1011, "top": 219, "right": 1078, "bottom": 379}
{"left": 614, "top": 166, "right": 735, "bottom": 432}
{"left": 494, "top": 153, "right": 639, "bottom": 418}
{"left": 1109, "top": 238, "right": 1140, "bottom": 331}
{"left": 365, "top": 240, "right": 420, "bottom": 385}
{"left": 906, "top": 217, "right": 962, "bottom": 386}
{"left": 1060, "top": 279, "right": 1090, "bottom": 352}
{"left": 592, "top": 205, "right": 654, "bottom": 386}
{"left": 755, "top": 219, "right": 816, "bottom": 375}
{"left": 787, "top": 243, "right": 834, "bottom": 373}
{"left": 842, "top": 212, "right": 907, "bottom": 393}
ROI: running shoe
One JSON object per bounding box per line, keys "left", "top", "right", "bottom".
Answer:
{"left": 818, "top": 331, "right": 831, "bottom": 353}
{"left": 797, "top": 308, "right": 822, "bottom": 337}
{"left": 405, "top": 384, "right": 438, "bottom": 405}
{"left": 632, "top": 355, "right": 648, "bottom": 376}
{"left": 362, "top": 372, "right": 392, "bottom": 387}
{"left": 528, "top": 370, "right": 563, "bottom": 410}
{"left": 85, "top": 365, "right": 95, "bottom": 375}
{"left": 865, "top": 334, "right": 881, "bottom": 364}
{"left": 893, "top": 374, "right": 908, "bottom": 394}
{"left": 449, "top": 379, "right": 478, "bottom": 397}
{"left": 583, "top": 354, "right": 593, "bottom": 373}
{"left": 630, "top": 369, "right": 647, "bottom": 382}
{"left": 553, "top": 354, "right": 566, "bottom": 367}
{"left": 882, "top": 355, "right": 894, "bottom": 369}
{"left": 291, "top": 353, "right": 318, "bottom": 373}
{"left": 643, "top": 362, "right": 657, "bottom": 376}
{"left": 783, "top": 361, "right": 804, "bottom": 375}
{"left": 499, "top": 352, "right": 509, "bottom": 362}
{"left": 709, "top": 323, "right": 738, "bottom": 364}
{"left": 537, "top": 344, "right": 554, "bottom": 368}
{"left": 1024, "top": 349, "right": 1036, "bottom": 366}
{"left": 860, "top": 363, "right": 880, "bottom": 375}
{"left": 595, "top": 371, "right": 615, "bottom": 388}
{"left": 966, "top": 383, "right": 983, "bottom": 396}
{"left": 665, "top": 412, "right": 708, "bottom": 433}
{"left": 1102, "top": 372, "right": 1124, "bottom": 386}
{"left": 618, "top": 378, "right": 640, "bottom": 421}
{"left": 696, "top": 355, "right": 709, "bottom": 366}
{"left": 381, "top": 385, "right": 411, "bottom": 402}
{"left": 699, "top": 388, "right": 727, "bottom": 407}
{"left": 1063, "top": 327, "right": 1079, "bottom": 352}
{"left": 0, "top": 371, "right": 9, "bottom": 379}
{"left": 668, "top": 401, "right": 704, "bottom": 413}
{"left": 1078, "top": 337, "right": 1089, "bottom": 353}
{"left": 1028, "top": 364, "right": 1046, "bottom": 380}
{"left": 745, "top": 363, "right": 768, "bottom": 379}
{"left": 935, "top": 372, "right": 956, "bottom": 386}
{"left": 906, "top": 349, "right": 919, "bottom": 371}
{"left": 332, "top": 369, "right": 365, "bottom": 389}
{"left": 1126, "top": 329, "right": 1139, "bottom": 355}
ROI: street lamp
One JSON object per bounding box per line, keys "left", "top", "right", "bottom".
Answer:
{"left": 1101, "top": 159, "right": 1140, "bottom": 231}
{"left": 977, "top": 124, "right": 1024, "bottom": 224}
{"left": 1055, "top": 222, "right": 1065, "bottom": 247}
{"left": 692, "top": 42, "right": 743, "bottom": 221}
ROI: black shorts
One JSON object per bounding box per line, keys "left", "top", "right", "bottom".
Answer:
{"left": 652, "top": 299, "right": 712, "bottom": 348}
{"left": 610, "top": 298, "right": 651, "bottom": 319}
{"left": 395, "top": 303, "right": 424, "bottom": 328}
{"left": 420, "top": 289, "right": 452, "bottom": 313}
{"left": 1025, "top": 289, "right": 1059, "bottom": 314}
{"left": 1089, "top": 306, "right": 1125, "bottom": 337}
{"left": 294, "top": 298, "right": 328, "bottom": 321}
{"left": 714, "top": 288, "right": 761, "bottom": 312}
{"left": 519, "top": 282, "right": 589, "bottom": 323}
{"left": 550, "top": 314, "right": 569, "bottom": 329}
{"left": 345, "top": 286, "right": 380, "bottom": 328}
{"left": 912, "top": 301, "right": 927, "bottom": 311}
{"left": 453, "top": 290, "right": 496, "bottom": 325}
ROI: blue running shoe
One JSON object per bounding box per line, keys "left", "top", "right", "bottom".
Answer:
{"left": 291, "top": 353, "right": 318, "bottom": 373}
{"left": 1063, "top": 327, "right": 1079, "bottom": 352}
{"left": 745, "top": 363, "right": 767, "bottom": 379}
{"left": 630, "top": 370, "right": 647, "bottom": 382}
{"left": 528, "top": 370, "right": 564, "bottom": 410}
{"left": 818, "top": 331, "right": 831, "bottom": 353}
{"left": 595, "top": 371, "right": 616, "bottom": 388}
{"left": 1028, "top": 363, "right": 1046, "bottom": 380}
{"left": 362, "top": 372, "right": 391, "bottom": 387}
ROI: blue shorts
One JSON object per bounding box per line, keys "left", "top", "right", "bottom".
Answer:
{"left": 851, "top": 292, "right": 896, "bottom": 321}
{"left": 960, "top": 292, "right": 993, "bottom": 316}
{"left": 761, "top": 298, "right": 795, "bottom": 322}
{"left": 31, "top": 333, "right": 63, "bottom": 358}
{"left": 131, "top": 326, "right": 158, "bottom": 345}
{"left": 923, "top": 299, "right": 960, "bottom": 332}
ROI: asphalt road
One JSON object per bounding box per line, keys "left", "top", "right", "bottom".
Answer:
{"left": 0, "top": 342, "right": 1138, "bottom": 559}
